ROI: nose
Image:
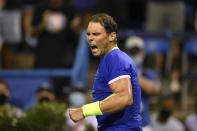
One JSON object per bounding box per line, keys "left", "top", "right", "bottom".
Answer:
{"left": 87, "top": 34, "right": 94, "bottom": 42}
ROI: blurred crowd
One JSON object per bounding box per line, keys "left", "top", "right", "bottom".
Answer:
{"left": 0, "top": 0, "right": 197, "bottom": 131}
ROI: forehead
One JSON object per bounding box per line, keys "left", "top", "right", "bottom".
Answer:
{"left": 87, "top": 22, "right": 106, "bottom": 32}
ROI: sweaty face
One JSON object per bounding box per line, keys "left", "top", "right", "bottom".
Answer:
{"left": 87, "top": 22, "right": 111, "bottom": 57}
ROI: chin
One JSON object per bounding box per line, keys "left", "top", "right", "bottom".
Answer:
{"left": 93, "top": 54, "right": 100, "bottom": 57}
{"left": 92, "top": 53, "right": 101, "bottom": 57}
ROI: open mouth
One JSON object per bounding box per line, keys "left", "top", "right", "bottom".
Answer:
{"left": 90, "top": 45, "right": 99, "bottom": 54}
{"left": 90, "top": 45, "right": 98, "bottom": 49}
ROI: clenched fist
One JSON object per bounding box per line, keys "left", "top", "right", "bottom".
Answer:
{"left": 69, "top": 108, "right": 85, "bottom": 122}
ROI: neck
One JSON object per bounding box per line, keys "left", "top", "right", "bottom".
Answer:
{"left": 101, "top": 44, "right": 118, "bottom": 59}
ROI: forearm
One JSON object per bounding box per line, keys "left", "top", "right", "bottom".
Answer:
{"left": 69, "top": 94, "right": 131, "bottom": 123}
{"left": 100, "top": 92, "right": 133, "bottom": 114}
{"left": 140, "top": 76, "right": 156, "bottom": 94}
{"left": 81, "top": 92, "right": 132, "bottom": 118}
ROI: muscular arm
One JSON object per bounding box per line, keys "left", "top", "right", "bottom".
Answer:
{"left": 100, "top": 78, "right": 133, "bottom": 113}
{"left": 69, "top": 78, "right": 133, "bottom": 122}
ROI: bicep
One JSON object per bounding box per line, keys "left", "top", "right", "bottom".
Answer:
{"left": 109, "top": 78, "right": 133, "bottom": 101}
{"left": 99, "top": 78, "right": 133, "bottom": 113}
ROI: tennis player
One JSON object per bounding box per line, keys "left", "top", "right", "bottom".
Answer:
{"left": 69, "top": 13, "right": 142, "bottom": 131}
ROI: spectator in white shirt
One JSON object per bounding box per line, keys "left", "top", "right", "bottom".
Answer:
{"left": 151, "top": 95, "right": 185, "bottom": 131}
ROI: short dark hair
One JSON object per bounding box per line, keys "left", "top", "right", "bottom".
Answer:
{"left": 0, "top": 79, "right": 9, "bottom": 90}
{"left": 88, "top": 13, "right": 118, "bottom": 34}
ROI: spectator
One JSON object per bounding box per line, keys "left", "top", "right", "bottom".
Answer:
{"left": 66, "top": 90, "right": 97, "bottom": 131}
{"left": 23, "top": 83, "right": 56, "bottom": 111}
{"left": 36, "top": 85, "right": 55, "bottom": 104}
{"left": 0, "top": 0, "right": 22, "bottom": 43}
{"left": 0, "top": 79, "right": 10, "bottom": 106}
{"left": 151, "top": 95, "right": 185, "bottom": 131}
{"left": 0, "top": 79, "right": 23, "bottom": 117}
{"left": 0, "top": 0, "right": 22, "bottom": 68}
{"left": 30, "top": 0, "right": 78, "bottom": 68}
{"left": 30, "top": 0, "right": 80, "bottom": 97}
{"left": 185, "top": 98, "right": 197, "bottom": 131}
{"left": 22, "top": 0, "right": 40, "bottom": 48}
{"left": 125, "top": 36, "right": 160, "bottom": 131}
{"left": 146, "top": 0, "right": 186, "bottom": 93}
{"left": 146, "top": 0, "right": 185, "bottom": 33}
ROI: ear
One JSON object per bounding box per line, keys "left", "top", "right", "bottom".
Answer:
{"left": 109, "top": 32, "right": 117, "bottom": 42}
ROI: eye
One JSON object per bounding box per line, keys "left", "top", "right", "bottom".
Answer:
{"left": 87, "top": 32, "right": 90, "bottom": 36}
{"left": 93, "top": 33, "right": 100, "bottom": 36}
